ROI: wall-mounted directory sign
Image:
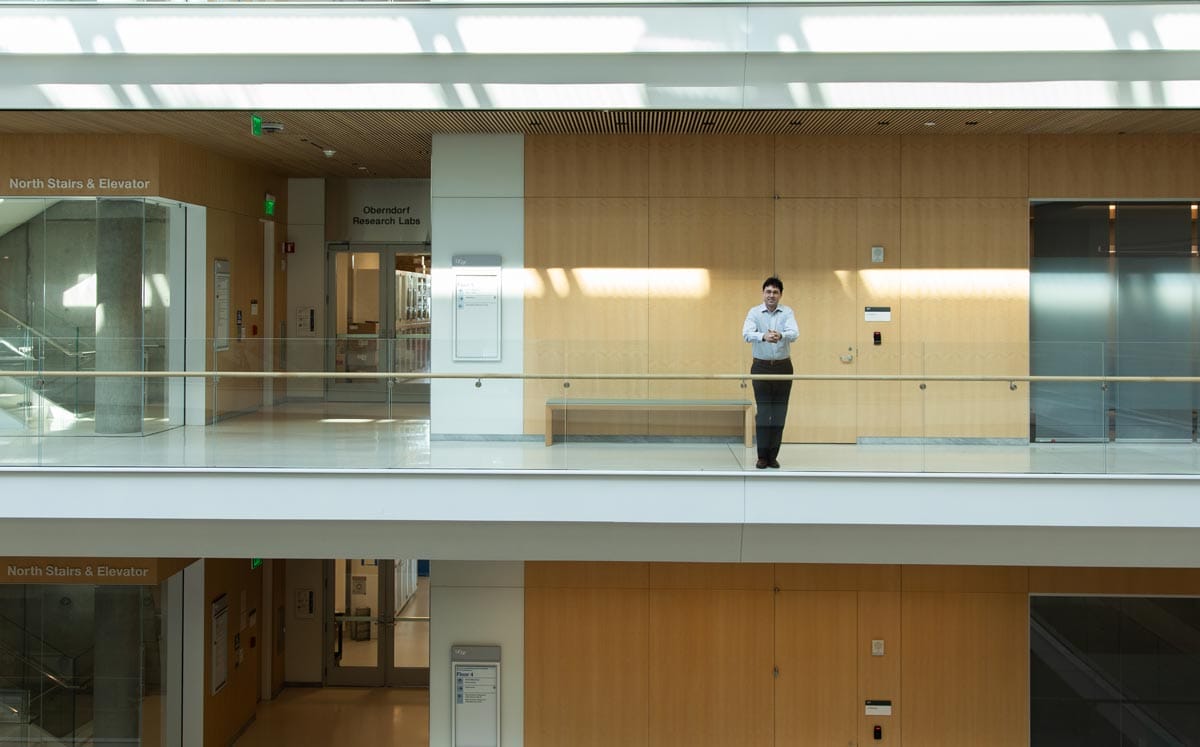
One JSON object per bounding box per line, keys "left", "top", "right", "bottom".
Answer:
{"left": 452, "top": 255, "right": 501, "bottom": 362}
{"left": 213, "top": 259, "right": 231, "bottom": 351}
{"left": 451, "top": 644, "right": 500, "bottom": 747}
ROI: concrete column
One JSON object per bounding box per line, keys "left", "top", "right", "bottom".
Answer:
{"left": 93, "top": 586, "right": 142, "bottom": 747}
{"left": 95, "top": 200, "right": 144, "bottom": 434}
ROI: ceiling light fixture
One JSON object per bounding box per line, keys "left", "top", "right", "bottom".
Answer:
{"left": 924, "top": 121, "right": 937, "bottom": 127}
{"left": 322, "top": 149, "right": 336, "bottom": 158}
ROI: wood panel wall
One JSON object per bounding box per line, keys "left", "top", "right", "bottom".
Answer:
{"left": 204, "top": 558, "right": 265, "bottom": 747}
{"left": 525, "top": 134, "right": 1200, "bottom": 443}
{"left": 525, "top": 562, "right": 1200, "bottom": 747}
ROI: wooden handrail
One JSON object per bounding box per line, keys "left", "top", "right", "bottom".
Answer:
{"left": 6, "top": 370, "right": 1200, "bottom": 384}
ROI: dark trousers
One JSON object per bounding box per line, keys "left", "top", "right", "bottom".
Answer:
{"left": 751, "top": 358, "right": 793, "bottom": 459}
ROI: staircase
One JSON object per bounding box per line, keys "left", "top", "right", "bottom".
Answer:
{"left": 0, "top": 616, "right": 93, "bottom": 746}
{"left": 0, "top": 307, "right": 91, "bottom": 433}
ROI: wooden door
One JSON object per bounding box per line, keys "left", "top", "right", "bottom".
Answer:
{"left": 775, "top": 199, "right": 860, "bottom": 443}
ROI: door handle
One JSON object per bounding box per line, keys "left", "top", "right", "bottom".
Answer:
{"left": 839, "top": 347, "right": 855, "bottom": 364}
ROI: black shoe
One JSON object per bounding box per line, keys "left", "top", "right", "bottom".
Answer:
{"left": 755, "top": 459, "right": 769, "bottom": 469}
{"left": 768, "top": 459, "right": 781, "bottom": 469}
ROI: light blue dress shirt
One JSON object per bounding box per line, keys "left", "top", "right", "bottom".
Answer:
{"left": 742, "top": 303, "right": 799, "bottom": 360}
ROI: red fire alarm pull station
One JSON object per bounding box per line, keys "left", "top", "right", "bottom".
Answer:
{"left": 874, "top": 725, "right": 882, "bottom": 740}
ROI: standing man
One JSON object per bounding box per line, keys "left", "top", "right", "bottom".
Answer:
{"left": 742, "top": 277, "right": 799, "bottom": 469}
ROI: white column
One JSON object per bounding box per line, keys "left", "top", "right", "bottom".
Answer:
{"left": 184, "top": 206, "right": 208, "bottom": 425}
{"left": 182, "top": 560, "right": 205, "bottom": 747}
{"left": 430, "top": 134, "right": 525, "bottom": 436}
{"left": 429, "top": 561, "right": 525, "bottom": 747}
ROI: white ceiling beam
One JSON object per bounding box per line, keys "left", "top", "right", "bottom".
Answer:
{"left": 3, "top": 3, "right": 1200, "bottom": 110}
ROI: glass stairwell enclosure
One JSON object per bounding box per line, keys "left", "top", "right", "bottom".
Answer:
{"left": 0, "top": 197, "right": 185, "bottom": 436}
{"left": 0, "top": 583, "right": 168, "bottom": 746}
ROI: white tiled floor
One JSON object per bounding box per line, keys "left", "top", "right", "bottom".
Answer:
{"left": 3, "top": 401, "right": 1200, "bottom": 475}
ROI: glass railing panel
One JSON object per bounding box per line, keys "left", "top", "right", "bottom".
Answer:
{"left": 547, "top": 336, "right": 749, "bottom": 471}
{"left": 912, "top": 341, "right": 1022, "bottom": 473}
{"left": 1031, "top": 340, "right": 1107, "bottom": 443}
{"left": 0, "top": 324, "right": 34, "bottom": 437}
{"left": 1111, "top": 340, "right": 1197, "bottom": 442}
{"left": 915, "top": 376, "right": 1037, "bottom": 474}
{"left": 6, "top": 336, "right": 1200, "bottom": 474}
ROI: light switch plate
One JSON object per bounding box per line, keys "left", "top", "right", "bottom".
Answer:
{"left": 871, "top": 639, "right": 885, "bottom": 656}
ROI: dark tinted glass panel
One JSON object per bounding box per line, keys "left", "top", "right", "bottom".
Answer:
{"left": 1032, "top": 202, "right": 1111, "bottom": 259}
{"left": 1115, "top": 203, "right": 1193, "bottom": 256}
{"left": 1032, "top": 597, "right": 1200, "bottom": 747}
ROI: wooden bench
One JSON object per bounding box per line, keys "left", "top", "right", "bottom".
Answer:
{"left": 545, "top": 398, "right": 754, "bottom": 447}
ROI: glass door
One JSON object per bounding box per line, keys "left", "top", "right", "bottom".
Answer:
{"left": 325, "top": 559, "right": 429, "bottom": 687}
{"left": 326, "top": 244, "right": 431, "bottom": 403}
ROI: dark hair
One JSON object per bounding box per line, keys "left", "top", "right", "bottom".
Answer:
{"left": 762, "top": 276, "right": 783, "bottom": 292}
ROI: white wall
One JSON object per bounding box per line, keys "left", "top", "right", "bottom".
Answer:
{"left": 184, "top": 205, "right": 207, "bottom": 424}
{"left": 430, "top": 134, "right": 525, "bottom": 436}
{"left": 430, "top": 561, "right": 524, "bottom": 747}
{"left": 166, "top": 201, "right": 188, "bottom": 425}
{"left": 285, "top": 178, "right": 326, "bottom": 399}
{"left": 283, "top": 559, "right": 324, "bottom": 684}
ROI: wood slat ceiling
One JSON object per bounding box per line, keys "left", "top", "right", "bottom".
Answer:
{"left": 2, "top": 109, "right": 1199, "bottom": 179}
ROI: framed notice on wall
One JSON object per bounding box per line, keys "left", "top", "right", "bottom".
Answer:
{"left": 452, "top": 255, "right": 501, "bottom": 362}
{"left": 211, "top": 595, "right": 229, "bottom": 694}
{"left": 213, "top": 259, "right": 231, "bottom": 352}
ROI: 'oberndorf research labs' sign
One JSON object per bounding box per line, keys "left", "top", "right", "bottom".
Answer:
{"left": 346, "top": 179, "right": 431, "bottom": 243}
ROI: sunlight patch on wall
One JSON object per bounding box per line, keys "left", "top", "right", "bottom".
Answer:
{"left": 62, "top": 274, "right": 96, "bottom": 308}
{"left": 527, "top": 268, "right": 711, "bottom": 299}
{"left": 859, "top": 268, "right": 1029, "bottom": 300}
{"left": 546, "top": 268, "right": 570, "bottom": 298}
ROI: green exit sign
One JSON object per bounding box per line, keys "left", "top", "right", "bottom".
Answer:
{"left": 250, "top": 558, "right": 263, "bottom": 570}
{"left": 250, "top": 114, "right": 263, "bottom": 136}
